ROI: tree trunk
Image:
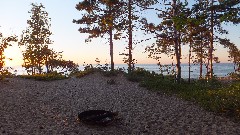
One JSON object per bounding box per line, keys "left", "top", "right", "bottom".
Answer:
{"left": 46, "top": 55, "right": 49, "bottom": 73}
{"left": 188, "top": 41, "right": 192, "bottom": 83}
{"left": 172, "top": 0, "right": 181, "bottom": 83}
{"left": 109, "top": 29, "right": 114, "bottom": 71}
{"left": 209, "top": 0, "right": 214, "bottom": 79}
{"left": 128, "top": 0, "right": 133, "bottom": 73}
{"left": 200, "top": 43, "right": 203, "bottom": 79}
{"left": 0, "top": 53, "right": 3, "bottom": 70}
{"left": 175, "top": 40, "right": 181, "bottom": 83}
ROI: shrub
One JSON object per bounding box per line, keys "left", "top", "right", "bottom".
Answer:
{"left": 126, "top": 68, "right": 152, "bottom": 82}
{"left": 0, "top": 69, "right": 15, "bottom": 80}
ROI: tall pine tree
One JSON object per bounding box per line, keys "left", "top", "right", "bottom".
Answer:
{"left": 73, "top": 0, "right": 125, "bottom": 71}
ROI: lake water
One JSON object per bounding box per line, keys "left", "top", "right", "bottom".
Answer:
{"left": 5, "top": 63, "right": 237, "bottom": 79}
{"left": 115, "top": 63, "right": 237, "bottom": 78}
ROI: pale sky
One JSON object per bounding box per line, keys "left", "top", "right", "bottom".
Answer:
{"left": 0, "top": 0, "right": 239, "bottom": 67}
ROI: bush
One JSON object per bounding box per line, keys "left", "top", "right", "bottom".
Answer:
{"left": 126, "top": 68, "right": 152, "bottom": 82}
{"left": 204, "top": 82, "right": 240, "bottom": 118}
{"left": 0, "top": 69, "right": 15, "bottom": 80}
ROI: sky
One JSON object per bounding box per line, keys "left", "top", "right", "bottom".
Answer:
{"left": 0, "top": 0, "right": 239, "bottom": 67}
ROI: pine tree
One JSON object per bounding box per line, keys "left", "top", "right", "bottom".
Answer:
{"left": 194, "top": 0, "right": 240, "bottom": 78}
{"left": 122, "top": 0, "right": 157, "bottom": 73}
{"left": 144, "top": 0, "right": 188, "bottom": 83}
{"left": 73, "top": 0, "right": 125, "bottom": 71}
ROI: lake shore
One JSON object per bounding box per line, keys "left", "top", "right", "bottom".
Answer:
{"left": 0, "top": 73, "right": 240, "bottom": 134}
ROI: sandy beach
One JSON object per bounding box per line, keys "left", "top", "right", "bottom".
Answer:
{"left": 0, "top": 72, "right": 240, "bottom": 135}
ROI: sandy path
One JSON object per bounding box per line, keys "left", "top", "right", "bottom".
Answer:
{"left": 0, "top": 73, "right": 239, "bottom": 134}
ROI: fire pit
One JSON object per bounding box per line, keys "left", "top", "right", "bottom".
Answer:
{"left": 78, "top": 110, "right": 118, "bottom": 126}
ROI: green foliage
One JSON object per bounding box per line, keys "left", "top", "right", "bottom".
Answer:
{"left": 19, "top": 71, "right": 67, "bottom": 81}
{"left": 176, "top": 81, "right": 240, "bottom": 120}
{"left": 69, "top": 62, "right": 97, "bottom": 78}
{"left": 202, "top": 83, "right": 240, "bottom": 118}
{"left": 126, "top": 68, "right": 152, "bottom": 82}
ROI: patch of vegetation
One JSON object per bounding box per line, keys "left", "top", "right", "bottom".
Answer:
{"left": 127, "top": 69, "right": 240, "bottom": 120}
{"left": 0, "top": 69, "right": 15, "bottom": 80}
{"left": 70, "top": 61, "right": 123, "bottom": 78}
{"left": 19, "top": 71, "right": 67, "bottom": 81}
{"left": 201, "top": 83, "right": 240, "bottom": 119}
{"left": 70, "top": 70, "right": 95, "bottom": 78}
{"left": 102, "top": 70, "right": 122, "bottom": 77}
{"left": 126, "top": 68, "right": 153, "bottom": 82}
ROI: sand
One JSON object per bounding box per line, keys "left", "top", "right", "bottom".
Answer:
{"left": 0, "top": 72, "right": 240, "bottom": 135}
